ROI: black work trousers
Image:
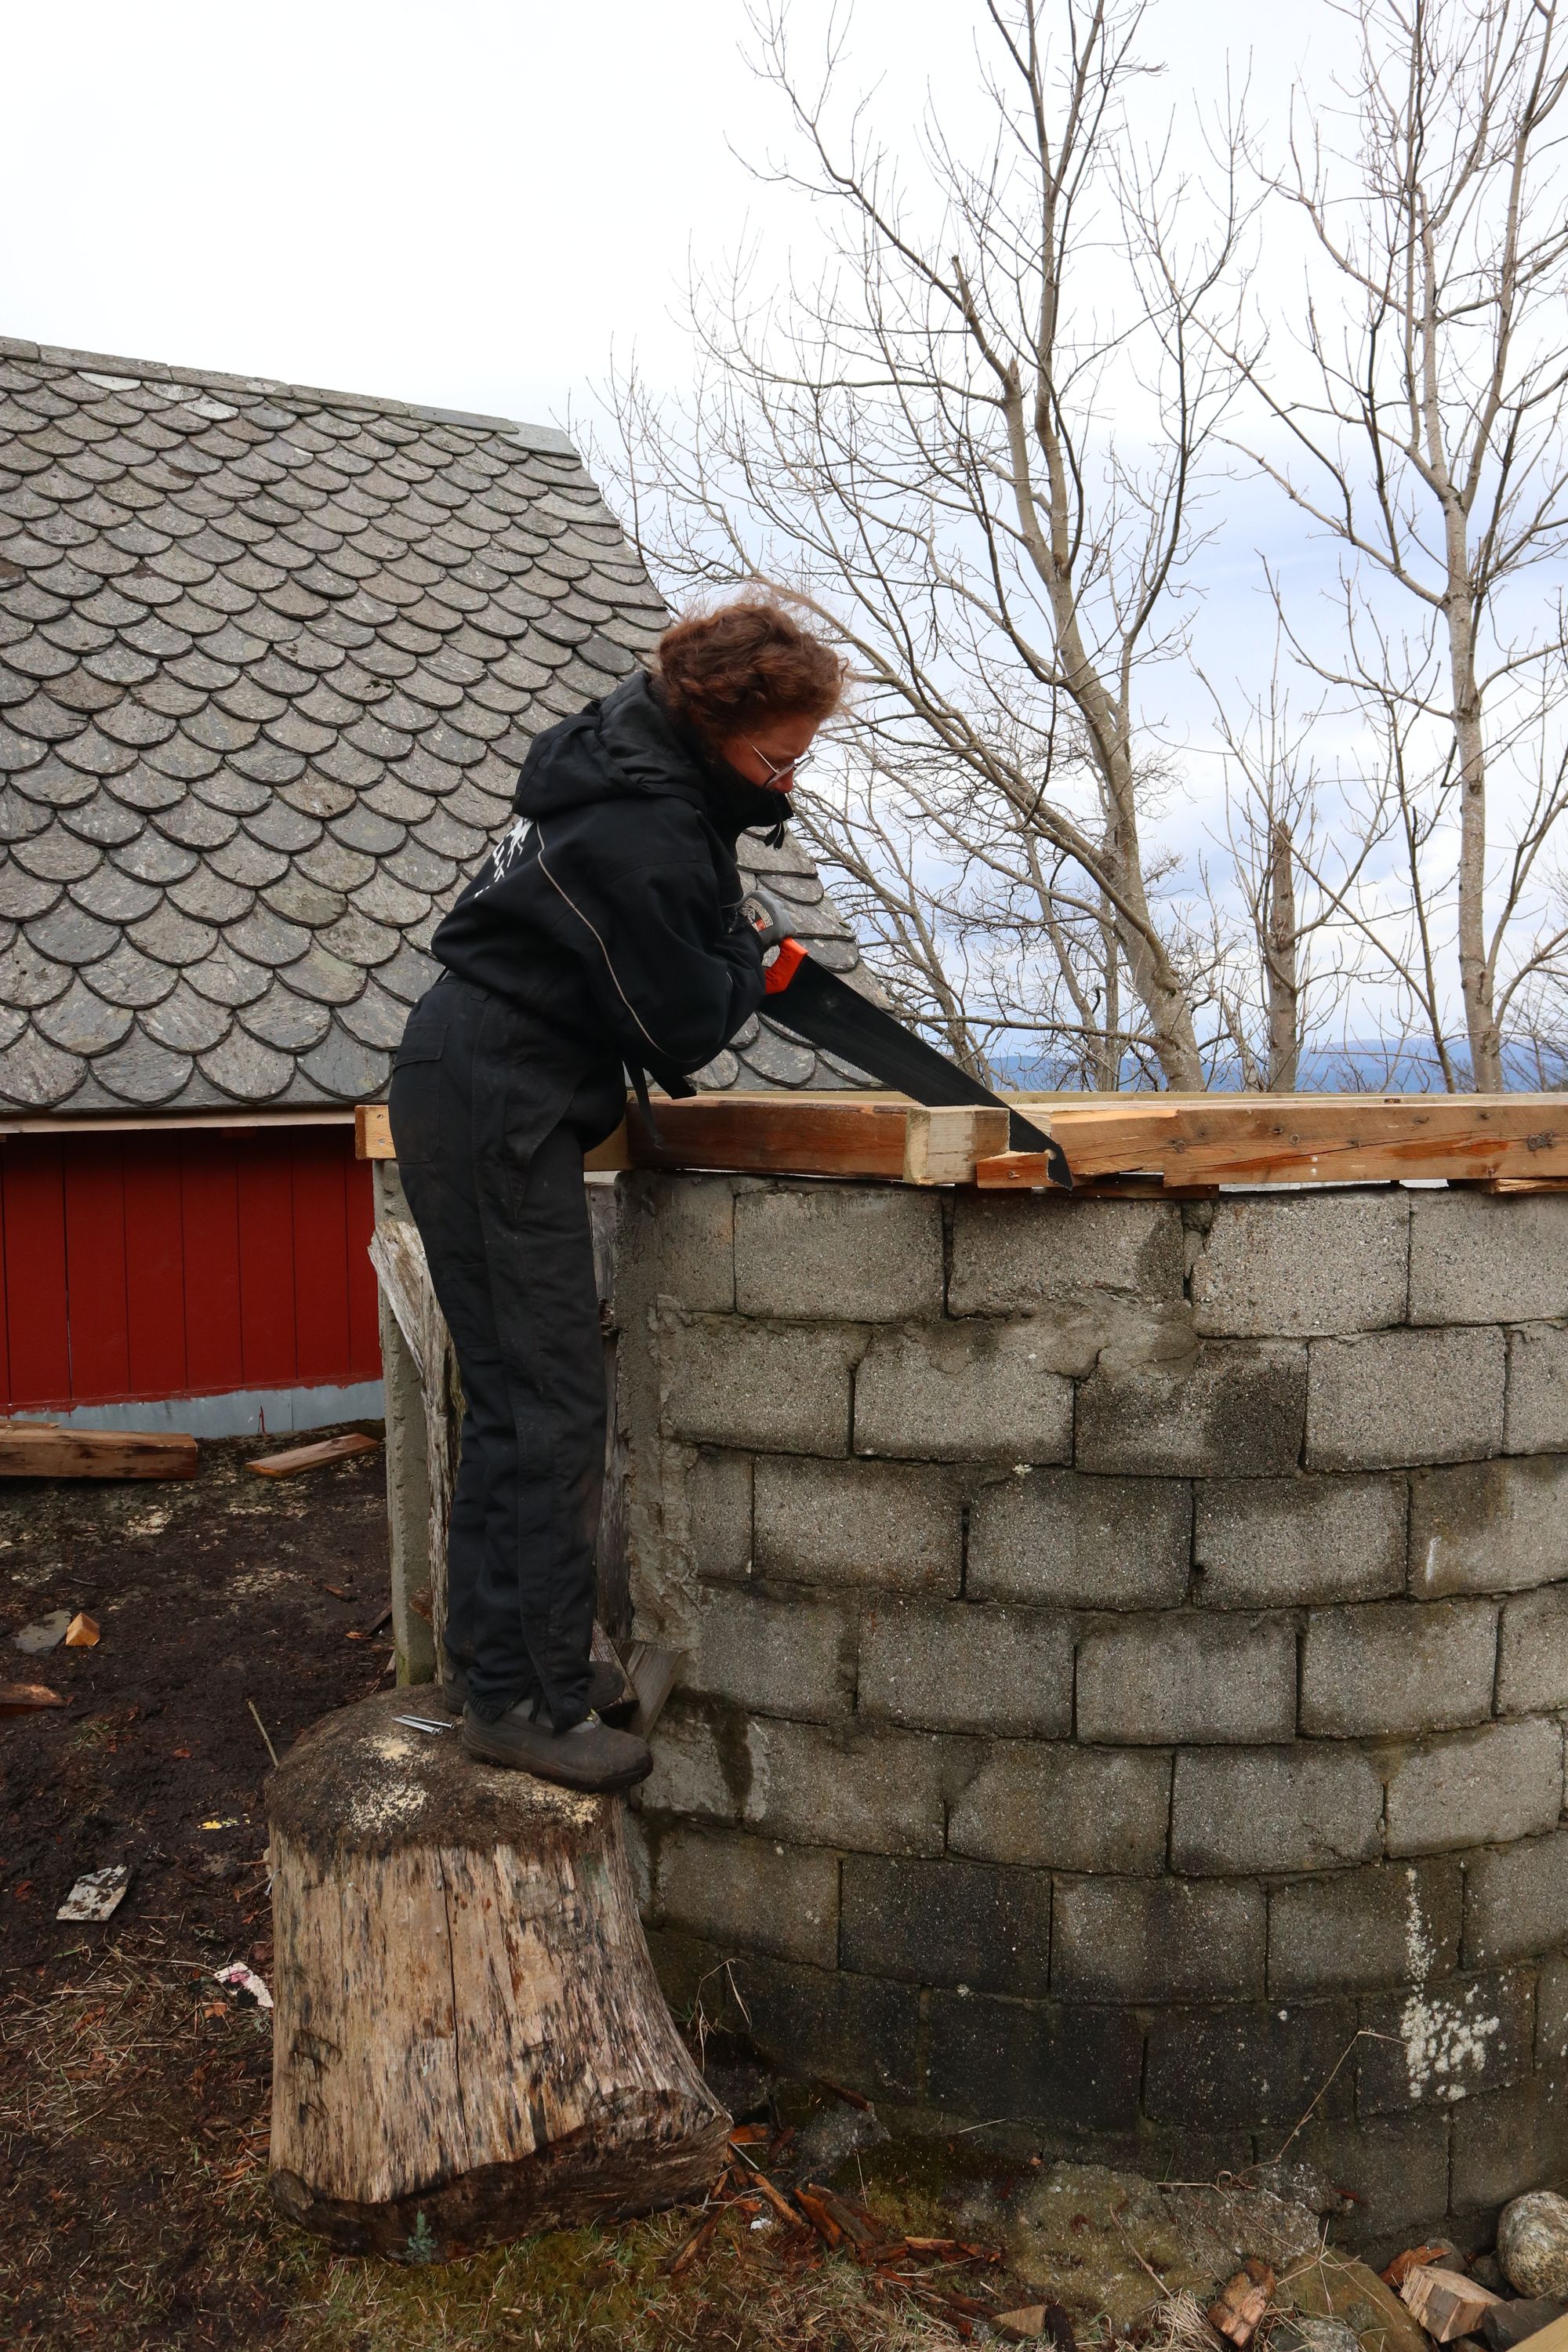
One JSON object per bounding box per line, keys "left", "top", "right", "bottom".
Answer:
{"left": 387, "top": 975, "right": 623, "bottom": 1728}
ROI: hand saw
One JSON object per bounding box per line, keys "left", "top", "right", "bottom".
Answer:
{"left": 740, "top": 891, "right": 1072, "bottom": 1189}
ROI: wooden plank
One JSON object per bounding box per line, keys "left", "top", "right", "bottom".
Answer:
{"left": 356, "top": 1103, "right": 394, "bottom": 1160}
{"left": 902, "top": 1105, "right": 1010, "bottom": 1183}
{"left": 1506, "top": 2312, "right": 1568, "bottom": 2352}
{"left": 247, "top": 1432, "right": 381, "bottom": 1479}
{"left": 583, "top": 1119, "right": 630, "bottom": 1173}
{"left": 0, "top": 1426, "right": 198, "bottom": 1479}
{"left": 627, "top": 1094, "right": 909, "bottom": 1180}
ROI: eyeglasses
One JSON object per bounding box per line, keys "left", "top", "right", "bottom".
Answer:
{"left": 745, "top": 740, "right": 816, "bottom": 784}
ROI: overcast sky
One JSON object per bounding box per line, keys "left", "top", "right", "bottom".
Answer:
{"left": 4, "top": 0, "right": 1330, "bottom": 429}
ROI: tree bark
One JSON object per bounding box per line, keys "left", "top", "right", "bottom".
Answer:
{"left": 267, "top": 1689, "right": 730, "bottom": 2259}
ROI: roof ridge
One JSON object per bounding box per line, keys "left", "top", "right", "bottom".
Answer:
{"left": 0, "top": 333, "right": 576, "bottom": 456}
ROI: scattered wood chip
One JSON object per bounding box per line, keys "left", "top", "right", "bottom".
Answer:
{"left": 56, "top": 1864, "right": 130, "bottom": 1921}
{"left": 0, "top": 1682, "right": 66, "bottom": 1716}
{"left": 0, "top": 1427, "right": 196, "bottom": 1480}
{"left": 818, "top": 2074, "right": 873, "bottom": 2111}
{"left": 409, "top": 1585, "right": 433, "bottom": 1621}
{"left": 662, "top": 2212, "right": 720, "bottom": 2278}
{"left": 12, "top": 1609, "right": 73, "bottom": 1654}
{"left": 1400, "top": 2266, "right": 1504, "bottom": 2343}
{"left": 796, "top": 2187, "right": 845, "bottom": 2249}
{"left": 64, "top": 1612, "right": 100, "bottom": 1648}
{"left": 746, "top": 2167, "right": 808, "bottom": 2230}
{"left": 728, "top": 2124, "right": 770, "bottom": 2147}
{"left": 996, "top": 2312, "right": 1050, "bottom": 2344}
{"left": 1208, "top": 2259, "right": 1276, "bottom": 2350}
{"left": 246, "top": 1432, "right": 380, "bottom": 1479}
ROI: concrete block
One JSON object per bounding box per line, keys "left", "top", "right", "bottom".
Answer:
{"left": 1194, "top": 1475, "right": 1406, "bottom": 1609}
{"left": 947, "top": 1740, "right": 1173, "bottom": 1874}
{"left": 1450, "top": 2074, "right": 1568, "bottom": 2216}
{"left": 1301, "top": 1600, "right": 1497, "bottom": 1737}
{"left": 1358, "top": 1967, "right": 1534, "bottom": 2113}
{"left": 967, "top": 1471, "right": 1191, "bottom": 1610}
{"left": 854, "top": 1321, "right": 1073, "bottom": 1465}
{"left": 1465, "top": 1831, "right": 1568, "bottom": 1966}
{"left": 1410, "top": 1456, "right": 1568, "bottom": 1595}
{"left": 1269, "top": 1859, "right": 1461, "bottom": 1994}
{"left": 1145, "top": 1998, "right": 1359, "bottom": 2125}
{"left": 731, "top": 1953, "right": 924, "bottom": 2096}
{"left": 1076, "top": 1612, "right": 1297, "bottom": 1745}
{"left": 1537, "top": 1955, "right": 1568, "bottom": 2067}
{"left": 735, "top": 1183, "right": 942, "bottom": 1323}
{"left": 1498, "top": 1586, "right": 1568, "bottom": 1716}
{"left": 857, "top": 1599, "right": 1072, "bottom": 1738}
{"left": 950, "top": 1195, "right": 1185, "bottom": 1316}
{"left": 684, "top": 1448, "right": 753, "bottom": 1581}
{"left": 1189, "top": 1190, "right": 1409, "bottom": 1338}
{"left": 754, "top": 1455, "right": 961, "bottom": 1595}
{"left": 661, "top": 1316, "right": 859, "bottom": 1454}
{"left": 1171, "top": 1745, "right": 1384, "bottom": 1875}
{"left": 1506, "top": 1323, "right": 1568, "bottom": 1454}
{"left": 1293, "top": 2111, "right": 1454, "bottom": 2240}
{"left": 684, "top": 1588, "right": 854, "bottom": 1722}
{"left": 1307, "top": 1328, "right": 1506, "bottom": 1470}
{"left": 741, "top": 1714, "right": 949, "bottom": 1855}
{"left": 926, "top": 1994, "right": 1144, "bottom": 2131}
{"left": 1052, "top": 1875, "right": 1265, "bottom": 2001}
{"left": 649, "top": 1174, "right": 735, "bottom": 1312}
{"left": 636, "top": 1702, "right": 747, "bottom": 1825}
{"left": 1076, "top": 1342, "right": 1307, "bottom": 1476}
{"left": 1410, "top": 1191, "right": 1568, "bottom": 1326}
{"left": 1385, "top": 1719, "right": 1563, "bottom": 1855}
{"left": 653, "top": 1825, "right": 840, "bottom": 1968}
{"left": 840, "top": 1853, "right": 1051, "bottom": 1996}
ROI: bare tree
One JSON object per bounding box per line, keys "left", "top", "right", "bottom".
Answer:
{"left": 601, "top": 0, "right": 1250, "bottom": 1089}
{"left": 1225, "top": 0, "right": 1568, "bottom": 1088}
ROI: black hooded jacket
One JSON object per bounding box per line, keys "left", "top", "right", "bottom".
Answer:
{"left": 429, "top": 670, "right": 781, "bottom": 1093}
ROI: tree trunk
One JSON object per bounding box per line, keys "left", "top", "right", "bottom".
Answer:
{"left": 1265, "top": 820, "right": 1301, "bottom": 1091}
{"left": 267, "top": 1689, "right": 730, "bottom": 2259}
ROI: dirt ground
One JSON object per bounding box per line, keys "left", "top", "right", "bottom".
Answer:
{"left": 0, "top": 1432, "right": 1054, "bottom": 2351}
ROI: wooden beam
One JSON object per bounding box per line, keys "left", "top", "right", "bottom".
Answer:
{"left": 980, "top": 1093, "right": 1568, "bottom": 1189}
{"left": 356, "top": 1103, "right": 394, "bottom": 1160}
{"left": 0, "top": 1427, "right": 198, "bottom": 1479}
{"left": 625, "top": 1095, "right": 1008, "bottom": 1184}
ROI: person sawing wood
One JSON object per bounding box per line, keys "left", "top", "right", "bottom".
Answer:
{"left": 388, "top": 600, "right": 844, "bottom": 1793}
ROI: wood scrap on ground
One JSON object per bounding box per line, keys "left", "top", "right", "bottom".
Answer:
{"left": 1208, "top": 2259, "right": 1277, "bottom": 2348}
{"left": 1400, "top": 2264, "right": 1505, "bottom": 2343}
{"left": 0, "top": 1426, "right": 197, "bottom": 1480}
{"left": 0, "top": 1682, "right": 64, "bottom": 1715}
{"left": 245, "top": 1432, "right": 380, "bottom": 1479}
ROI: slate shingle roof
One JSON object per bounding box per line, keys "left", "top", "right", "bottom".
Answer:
{"left": 0, "top": 337, "right": 866, "bottom": 1114}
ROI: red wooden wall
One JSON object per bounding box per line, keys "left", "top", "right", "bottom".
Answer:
{"left": 0, "top": 1123, "right": 380, "bottom": 1414}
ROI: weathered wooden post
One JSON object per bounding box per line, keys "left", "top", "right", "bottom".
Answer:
{"left": 267, "top": 1689, "right": 730, "bottom": 2258}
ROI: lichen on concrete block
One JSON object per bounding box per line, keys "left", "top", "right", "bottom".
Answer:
{"left": 1384, "top": 1719, "right": 1565, "bottom": 1855}
{"left": 1268, "top": 1857, "right": 1461, "bottom": 1994}
{"left": 1409, "top": 1456, "right": 1568, "bottom": 1595}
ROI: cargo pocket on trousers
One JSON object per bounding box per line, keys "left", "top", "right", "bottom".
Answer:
{"left": 387, "top": 1025, "right": 446, "bottom": 1167}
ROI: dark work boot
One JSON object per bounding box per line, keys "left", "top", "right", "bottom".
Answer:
{"left": 439, "top": 1654, "right": 633, "bottom": 1722}
{"left": 461, "top": 1697, "right": 653, "bottom": 1792}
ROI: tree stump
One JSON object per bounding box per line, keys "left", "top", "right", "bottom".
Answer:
{"left": 267, "top": 1690, "right": 730, "bottom": 2259}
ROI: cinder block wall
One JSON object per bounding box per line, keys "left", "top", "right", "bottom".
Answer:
{"left": 612, "top": 1172, "right": 1568, "bottom": 2248}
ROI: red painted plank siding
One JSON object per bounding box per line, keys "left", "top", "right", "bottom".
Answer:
{"left": 0, "top": 1124, "right": 380, "bottom": 1413}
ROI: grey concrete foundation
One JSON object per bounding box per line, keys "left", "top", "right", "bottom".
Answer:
{"left": 608, "top": 1172, "right": 1568, "bottom": 2246}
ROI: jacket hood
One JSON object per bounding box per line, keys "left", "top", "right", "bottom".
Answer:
{"left": 513, "top": 668, "right": 790, "bottom": 844}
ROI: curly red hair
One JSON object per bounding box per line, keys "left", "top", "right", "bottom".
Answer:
{"left": 653, "top": 600, "right": 844, "bottom": 740}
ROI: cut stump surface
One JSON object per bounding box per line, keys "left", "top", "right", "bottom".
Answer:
{"left": 266, "top": 1688, "right": 730, "bottom": 2259}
